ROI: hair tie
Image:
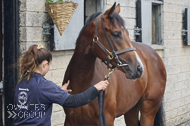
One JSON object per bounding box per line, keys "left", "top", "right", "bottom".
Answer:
{"left": 37, "top": 44, "right": 43, "bottom": 50}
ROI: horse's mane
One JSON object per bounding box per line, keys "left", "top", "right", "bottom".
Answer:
{"left": 80, "top": 12, "right": 102, "bottom": 34}
{"left": 111, "top": 12, "right": 125, "bottom": 27}
{"left": 76, "top": 12, "right": 102, "bottom": 43}
{"left": 76, "top": 12, "right": 125, "bottom": 43}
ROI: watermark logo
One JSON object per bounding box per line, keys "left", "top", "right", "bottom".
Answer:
{"left": 7, "top": 88, "right": 46, "bottom": 119}
{"left": 7, "top": 111, "right": 17, "bottom": 118}
{"left": 7, "top": 104, "right": 17, "bottom": 118}
{"left": 18, "top": 91, "right": 28, "bottom": 110}
{"left": 7, "top": 104, "right": 46, "bottom": 119}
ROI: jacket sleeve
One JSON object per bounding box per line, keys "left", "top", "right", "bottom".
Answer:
{"left": 63, "top": 86, "right": 99, "bottom": 108}
{"left": 38, "top": 80, "right": 70, "bottom": 105}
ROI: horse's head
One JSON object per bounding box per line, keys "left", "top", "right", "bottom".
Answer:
{"left": 92, "top": 2, "right": 143, "bottom": 79}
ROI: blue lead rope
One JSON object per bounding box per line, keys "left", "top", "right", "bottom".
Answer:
{"left": 98, "top": 77, "right": 108, "bottom": 126}
{"left": 98, "top": 90, "right": 106, "bottom": 126}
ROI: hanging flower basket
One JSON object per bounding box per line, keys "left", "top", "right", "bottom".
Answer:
{"left": 45, "top": 1, "right": 78, "bottom": 35}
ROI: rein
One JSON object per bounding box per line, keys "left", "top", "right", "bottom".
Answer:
{"left": 98, "top": 69, "right": 114, "bottom": 126}
{"left": 93, "top": 14, "right": 136, "bottom": 126}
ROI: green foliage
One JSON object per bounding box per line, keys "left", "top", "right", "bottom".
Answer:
{"left": 46, "top": 0, "right": 74, "bottom": 4}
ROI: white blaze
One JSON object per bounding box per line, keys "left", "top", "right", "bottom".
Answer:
{"left": 130, "top": 44, "right": 144, "bottom": 71}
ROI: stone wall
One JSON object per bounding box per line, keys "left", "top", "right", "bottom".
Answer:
{"left": 162, "top": 0, "right": 190, "bottom": 125}
{"left": 19, "top": 0, "right": 190, "bottom": 125}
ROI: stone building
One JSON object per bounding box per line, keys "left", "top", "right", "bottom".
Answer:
{"left": 2, "top": 0, "right": 190, "bottom": 126}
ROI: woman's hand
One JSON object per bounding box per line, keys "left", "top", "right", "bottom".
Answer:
{"left": 61, "top": 80, "right": 72, "bottom": 93}
{"left": 94, "top": 81, "right": 109, "bottom": 91}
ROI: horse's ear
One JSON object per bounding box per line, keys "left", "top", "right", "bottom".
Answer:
{"left": 104, "top": 2, "right": 116, "bottom": 18}
{"left": 114, "top": 4, "right": 120, "bottom": 14}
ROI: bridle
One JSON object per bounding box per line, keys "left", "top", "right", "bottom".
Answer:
{"left": 93, "top": 14, "right": 136, "bottom": 70}
{"left": 93, "top": 14, "right": 136, "bottom": 126}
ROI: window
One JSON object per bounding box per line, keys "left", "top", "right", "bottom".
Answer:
{"left": 50, "top": 0, "right": 84, "bottom": 51}
{"left": 136, "top": 0, "right": 163, "bottom": 45}
{"left": 182, "top": 8, "right": 190, "bottom": 45}
{"left": 85, "top": 0, "right": 101, "bottom": 22}
{"left": 50, "top": 0, "right": 101, "bottom": 51}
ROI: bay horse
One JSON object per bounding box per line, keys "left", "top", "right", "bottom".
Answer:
{"left": 62, "top": 2, "right": 166, "bottom": 126}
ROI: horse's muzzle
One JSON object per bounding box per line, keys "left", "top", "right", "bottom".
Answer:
{"left": 122, "top": 64, "right": 143, "bottom": 79}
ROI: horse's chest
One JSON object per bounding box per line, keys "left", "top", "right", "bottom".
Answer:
{"left": 66, "top": 103, "right": 99, "bottom": 125}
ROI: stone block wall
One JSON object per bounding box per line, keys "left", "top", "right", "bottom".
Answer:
{"left": 162, "top": 0, "right": 190, "bottom": 125}
{"left": 19, "top": 0, "right": 190, "bottom": 125}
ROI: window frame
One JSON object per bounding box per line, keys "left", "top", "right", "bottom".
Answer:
{"left": 136, "top": 0, "right": 163, "bottom": 46}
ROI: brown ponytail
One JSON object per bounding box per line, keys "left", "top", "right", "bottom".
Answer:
{"left": 19, "top": 44, "right": 52, "bottom": 82}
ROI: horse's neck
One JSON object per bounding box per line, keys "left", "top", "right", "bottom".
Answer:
{"left": 73, "top": 38, "right": 95, "bottom": 68}
{"left": 71, "top": 24, "right": 96, "bottom": 73}
{"left": 66, "top": 23, "right": 103, "bottom": 90}
{"left": 68, "top": 39, "right": 97, "bottom": 89}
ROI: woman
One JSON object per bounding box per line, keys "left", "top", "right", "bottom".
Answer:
{"left": 14, "top": 44, "right": 109, "bottom": 126}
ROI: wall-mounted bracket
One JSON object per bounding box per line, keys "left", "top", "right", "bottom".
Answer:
{"left": 43, "top": 23, "right": 54, "bottom": 35}
{"left": 181, "top": 29, "right": 188, "bottom": 36}
{"left": 0, "top": 81, "right": 3, "bottom": 89}
{"left": 134, "top": 27, "right": 142, "bottom": 36}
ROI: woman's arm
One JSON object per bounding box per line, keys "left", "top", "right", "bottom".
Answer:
{"left": 63, "top": 86, "right": 98, "bottom": 108}
{"left": 62, "top": 80, "right": 109, "bottom": 108}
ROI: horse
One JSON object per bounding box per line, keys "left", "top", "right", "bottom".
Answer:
{"left": 62, "top": 2, "right": 166, "bottom": 126}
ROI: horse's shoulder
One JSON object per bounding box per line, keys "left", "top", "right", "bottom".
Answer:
{"left": 131, "top": 41, "right": 165, "bottom": 71}
{"left": 132, "top": 42, "right": 154, "bottom": 52}
{"left": 132, "top": 42, "right": 160, "bottom": 56}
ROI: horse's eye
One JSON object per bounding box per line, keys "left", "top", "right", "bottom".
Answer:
{"left": 112, "top": 31, "right": 121, "bottom": 38}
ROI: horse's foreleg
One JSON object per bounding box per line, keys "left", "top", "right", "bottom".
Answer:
{"left": 124, "top": 104, "right": 140, "bottom": 126}
{"left": 101, "top": 110, "right": 115, "bottom": 126}
{"left": 139, "top": 100, "right": 161, "bottom": 126}
{"left": 105, "top": 117, "right": 114, "bottom": 126}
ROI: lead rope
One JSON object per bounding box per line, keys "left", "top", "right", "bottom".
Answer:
{"left": 98, "top": 69, "right": 114, "bottom": 126}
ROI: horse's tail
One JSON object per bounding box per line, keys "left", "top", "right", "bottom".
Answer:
{"left": 154, "top": 102, "right": 164, "bottom": 126}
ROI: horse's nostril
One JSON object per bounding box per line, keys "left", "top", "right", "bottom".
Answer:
{"left": 136, "top": 65, "right": 142, "bottom": 78}
{"left": 137, "top": 65, "right": 141, "bottom": 72}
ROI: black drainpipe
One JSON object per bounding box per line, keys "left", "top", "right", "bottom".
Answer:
{"left": 4, "top": 0, "right": 20, "bottom": 125}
